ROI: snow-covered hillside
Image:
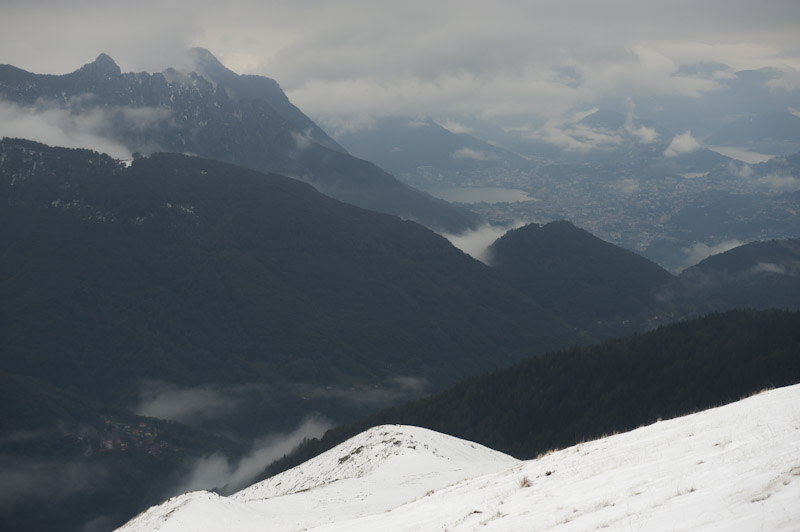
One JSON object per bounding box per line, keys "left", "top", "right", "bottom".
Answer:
{"left": 118, "top": 385, "right": 800, "bottom": 531}
{"left": 117, "top": 425, "right": 517, "bottom": 532}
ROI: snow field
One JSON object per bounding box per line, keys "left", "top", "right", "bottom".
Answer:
{"left": 117, "top": 385, "right": 800, "bottom": 532}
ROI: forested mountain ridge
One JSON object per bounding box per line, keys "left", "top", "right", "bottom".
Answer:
{"left": 486, "top": 220, "right": 800, "bottom": 333}
{"left": 489, "top": 220, "right": 673, "bottom": 335}
{"left": 0, "top": 53, "right": 480, "bottom": 232}
{"left": 657, "top": 237, "right": 800, "bottom": 313}
{"left": 0, "top": 138, "right": 573, "bottom": 397}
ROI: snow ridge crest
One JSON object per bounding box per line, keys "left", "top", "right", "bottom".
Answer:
{"left": 233, "top": 424, "right": 516, "bottom": 502}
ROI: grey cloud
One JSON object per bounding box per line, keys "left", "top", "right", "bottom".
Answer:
{"left": 750, "top": 262, "right": 787, "bottom": 275}
{"left": 526, "top": 107, "right": 663, "bottom": 153}
{"left": 133, "top": 380, "right": 248, "bottom": 424}
{"left": 767, "top": 68, "right": 800, "bottom": 91}
{"left": 679, "top": 240, "right": 744, "bottom": 271}
{"left": 291, "top": 128, "right": 314, "bottom": 151}
{"left": 177, "top": 416, "right": 330, "bottom": 494}
{"left": 451, "top": 147, "right": 490, "bottom": 161}
{"left": 755, "top": 173, "right": 800, "bottom": 193}
{"left": 0, "top": 100, "right": 131, "bottom": 158}
{"left": 727, "top": 161, "right": 754, "bottom": 179}
{"left": 0, "top": 1, "right": 201, "bottom": 75}
{"left": 531, "top": 122, "right": 625, "bottom": 152}
{"left": 664, "top": 131, "right": 700, "bottom": 157}
{"left": 613, "top": 178, "right": 641, "bottom": 195}
{"left": 0, "top": 457, "right": 107, "bottom": 510}
{"left": 4, "top": 0, "right": 797, "bottom": 131}
{"left": 0, "top": 98, "right": 170, "bottom": 158}
{"left": 441, "top": 221, "right": 528, "bottom": 265}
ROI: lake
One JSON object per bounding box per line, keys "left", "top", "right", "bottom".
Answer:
{"left": 706, "top": 146, "right": 776, "bottom": 164}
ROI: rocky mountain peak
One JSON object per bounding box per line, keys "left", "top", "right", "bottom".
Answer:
{"left": 77, "top": 53, "right": 122, "bottom": 77}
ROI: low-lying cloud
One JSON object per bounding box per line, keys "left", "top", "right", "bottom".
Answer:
{"left": 441, "top": 221, "right": 527, "bottom": 264}
{"left": 663, "top": 130, "right": 700, "bottom": 157}
{"left": 176, "top": 416, "right": 330, "bottom": 495}
{"left": 0, "top": 97, "right": 169, "bottom": 159}
{"left": 531, "top": 122, "right": 624, "bottom": 152}
{"left": 727, "top": 161, "right": 754, "bottom": 179}
{"left": 750, "top": 262, "right": 788, "bottom": 275}
{"left": 613, "top": 178, "right": 641, "bottom": 194}
{"left": 451, "top": 147, "right": 490, "bottom": 161}
{"left": 291, "top": 128, "right": 314, "bottom": 150}
{"left": 529, "top": 107, "right": 662, "bottom": 153}
{"left": 134, "top": 381, "right": 242, "bottom": 424}
{"left": 624, "top": 115, "right": 659, "bottom": 144}
{"left": 680, "top": 239, "right": 744, "bottom": 270}
{"left": 755, "top": 173, "right": 800, "bottom": 193}
{"left": 0, "top": 99, "right": 132, "bottom": 159}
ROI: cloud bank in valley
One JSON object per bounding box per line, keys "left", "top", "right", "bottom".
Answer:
{"left": 442, "top": 221, "right": 528, "bottom": 264}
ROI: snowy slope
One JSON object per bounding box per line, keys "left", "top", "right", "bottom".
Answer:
{"left": 116, "top": 425, "right": 517, "bottom": 532}
{"left": 118, "top": 385, "right": 800, "bottom": 532}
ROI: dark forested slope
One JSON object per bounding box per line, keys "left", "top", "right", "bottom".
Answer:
{"left": 489, "top": 220, "right": 674, "bottom": 335}
{"left": 266, "top": 310, "right": 800, "bottom": 475}
{"left": 664, "top": 238, "right": 800, "bottom": 312}
{"left": 0, "top": 138, "right": 572, "bottom": 399}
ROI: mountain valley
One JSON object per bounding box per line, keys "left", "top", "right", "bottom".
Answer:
{"left": 0, "top": 42, "right": 799, "bottom": 532}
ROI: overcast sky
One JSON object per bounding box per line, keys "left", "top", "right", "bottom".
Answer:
{"left": 2, "top": 0, "right": 799, "bottom": 127}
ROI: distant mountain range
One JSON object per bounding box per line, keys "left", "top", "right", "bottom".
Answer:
{"left": 334, "top": 115, "right": 533, "bottom": 189}
{"left": 334, "top": 109, "right": 735, "bottom": 193}
{"left": 641, "top": 67, "right": 800, "bottom": 140}
{"left": 0, "top": 51, "right": 479, "bottom": 232}
{"left": 707, "top": 110, "right": 800, "bottom": 155}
